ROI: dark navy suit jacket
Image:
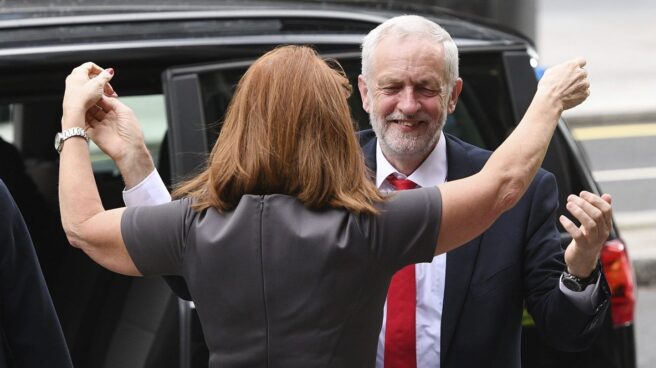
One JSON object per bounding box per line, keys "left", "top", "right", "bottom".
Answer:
{"left": 0, "top": 180, "right": 72, "bottom": 368}
{"left": 359, "top": 129, "right": 610, "bottom": 368}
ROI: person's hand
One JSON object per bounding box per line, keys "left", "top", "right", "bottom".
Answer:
{"left": 561, "top": 191, "right": 613, "bottom": 278}
{"left": 62, "top": 62, "right": 116, "bottom": 129}
{"left": 85, "top": 96, "right": 143, "bottom": 162}
{"left": 536, "top": 58, "right": 590, "bottom": 112}
{"left": 85, "top": 95, "right": 155, "bottom": 189}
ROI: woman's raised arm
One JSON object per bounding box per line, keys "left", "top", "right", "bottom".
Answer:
{"left": 58, "top": 63, "right": 140, "bottom": 276}
{"left": 435, "top": 58, "right": 590, "bottom": 254}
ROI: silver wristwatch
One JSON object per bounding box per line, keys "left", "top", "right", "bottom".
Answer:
{"left": 54, "top": 127, "right": 89, "bottom": 154}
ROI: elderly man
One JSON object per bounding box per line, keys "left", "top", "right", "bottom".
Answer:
{"left": 80, "top": 15, "right": 611, "bottom": 368}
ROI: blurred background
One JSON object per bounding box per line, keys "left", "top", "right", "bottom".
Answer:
{"left": 537, "top": 2, "right": 656, "bottom": 367}
{"left": 451, "top": 0, "right": 656, "bottom": 366}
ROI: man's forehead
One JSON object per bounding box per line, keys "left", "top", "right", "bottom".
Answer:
{"left": 376, "top": 72, "right": 442, "bottom": 85}
{"left": 378, "top": 34, "right": 443, "bottom": 54}
{"left": 372, "top": 36, "right": 444, "bottom": 68}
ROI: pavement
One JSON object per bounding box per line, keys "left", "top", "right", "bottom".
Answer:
{"left": 537, "top": 0, "right": 656, "bottom": 286}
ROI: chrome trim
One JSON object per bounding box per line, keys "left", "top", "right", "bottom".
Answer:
{"left": 0, "top": 35, "right": 512, "bottom": 58}
{"left": 0, "top": 9, "right": 388, "bottom": 29}
{"left": 0, "top": 34, "right": 366, "bottom": 56}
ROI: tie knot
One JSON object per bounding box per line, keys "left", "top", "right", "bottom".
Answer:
{"left": 387, "top": 175, "right": 417, "bottom": 191}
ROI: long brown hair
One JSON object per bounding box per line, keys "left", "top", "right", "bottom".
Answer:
{"left": 173, "top": 46, "right": 385, "bottom": 214}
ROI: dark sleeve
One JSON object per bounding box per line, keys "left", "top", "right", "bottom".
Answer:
{"left": 0, "top": 180, "right": 73, "bottom": 368}
{"left": 0, "top": 138, "right": 63, "bottom": 279}
{"left": 120, "top": 198, "right": 195, "bottom": 276}
{"left": 523, "top": 172, "right": 610, "bottom": 351}
{"left": 371, "top": 187, "right": 442, "bottom": 273}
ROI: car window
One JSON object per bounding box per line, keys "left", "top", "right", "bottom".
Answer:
{"left": 89, "top": 94, "right": 168, "bottom": 172}
{"left": 192, "top": 54, "right": 509, "bottom": 152}
{"left": 0, "top": 95, "right": 167, "bottom": 172}
{"left": 0, "top": 106, "right": 13, "bottom": 143}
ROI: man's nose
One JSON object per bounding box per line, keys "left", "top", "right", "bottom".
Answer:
{"left": 397, "top": 87, "right": 421, "bottom": 115}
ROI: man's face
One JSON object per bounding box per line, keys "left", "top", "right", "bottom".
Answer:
{"left": 358, "top": 36, "right": 461, "bottom": 164}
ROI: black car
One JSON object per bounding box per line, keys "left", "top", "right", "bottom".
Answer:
{"left": 0, "top": 1, "right": 636, "bottom": 367}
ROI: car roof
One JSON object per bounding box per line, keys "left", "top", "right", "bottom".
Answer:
{"left": 0, "top": 1, "right": 531, "bottom": 101}
{"left": 0, "top": 1, "right": 530, "bottom": 48}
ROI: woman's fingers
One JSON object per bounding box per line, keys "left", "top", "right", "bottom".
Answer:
{"left": 69, "top": 62, "right": 104, "bottom": 83}
{"left": 91, "top": 68, "right": 115, "bottom": 91}
{"left": 105, "top": 82, "right": 118, "bottom": 97}
{"left": 538, "top": 57, "right": 590, "bottom": 111}
{"left": 95, "top": 95, "right": 120, "bottom": 112}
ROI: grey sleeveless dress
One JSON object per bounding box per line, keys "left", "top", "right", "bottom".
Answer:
{"left": 121, "top": 187, "right": 441, "bottom": 368}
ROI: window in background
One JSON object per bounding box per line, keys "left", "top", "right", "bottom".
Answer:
{"left": 90, "top": 94, "right": 167, "bottom": 171}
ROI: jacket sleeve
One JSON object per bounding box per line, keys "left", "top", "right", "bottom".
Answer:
{"left": 522, "top": 172, "right": 610, "bottom": 351}
{"left": 0, "top": 181, "right": 73, "bottom": 368}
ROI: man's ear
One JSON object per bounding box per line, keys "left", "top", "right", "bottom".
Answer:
{"left": 447, "top": 78, "right": 463, "bottom": 113}
{"left": 357, "top": 75, "right": 371, "bottom": 113}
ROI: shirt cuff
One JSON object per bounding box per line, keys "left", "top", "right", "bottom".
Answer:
{"left": 122, "top": 169, "right": 171, "bottom": 207}
{"left": 559, "top": 274, "right": 602, "bottom": 314}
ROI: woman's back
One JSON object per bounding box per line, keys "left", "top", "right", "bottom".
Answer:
{"left": 121, "top": 190, "right": 441, "bottom": 368}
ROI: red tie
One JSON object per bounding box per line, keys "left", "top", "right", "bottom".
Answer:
{"left": 384, "top": 175, "right": 418, "bottom": 368}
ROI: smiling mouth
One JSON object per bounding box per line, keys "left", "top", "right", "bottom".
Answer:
{"left": 392, "top": 120, "right": 421, "bottom": 127}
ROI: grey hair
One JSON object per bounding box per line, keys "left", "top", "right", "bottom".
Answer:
{"left": 361, "top": 15, "right": 459, "bottom": 88}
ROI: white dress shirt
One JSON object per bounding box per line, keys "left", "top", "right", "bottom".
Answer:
{"left": 375, "top": 132, "right": 448, "bottom": 368}
{"left": 123, "top": 132, "right": 601, "bottom": 368}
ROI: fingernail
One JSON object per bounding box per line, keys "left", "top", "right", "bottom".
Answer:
{"left": 106, "top": 68, "right": 114, "bottom": 75}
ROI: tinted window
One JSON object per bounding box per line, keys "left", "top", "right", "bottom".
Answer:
{"left": 194, "top": 53, "right": 512, "bottom": 151}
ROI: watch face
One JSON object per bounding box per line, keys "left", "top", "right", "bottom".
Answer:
{"left": 54, "top": 132, "right": 63, "bottom": 152}
{"left": 562, "top": 275, "right": 584, "bottom": 292}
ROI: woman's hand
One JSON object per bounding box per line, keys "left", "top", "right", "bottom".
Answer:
{"left": 536, "top": 58, "right": 590, "bottom": 112}
{"left": 62, "top": 62, "right": 116, "bottom": 130}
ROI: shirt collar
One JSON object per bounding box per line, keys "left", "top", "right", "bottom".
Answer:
{"left": 375, "top": 131, "right": 448, "bottom": 189}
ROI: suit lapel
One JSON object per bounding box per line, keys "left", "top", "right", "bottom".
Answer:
{"left": 359, "top": 130, "right": 377, "bottom": 173}
{"left": 440, "top": 135, "right": 484, "bottom": 362}
{"left": 359, "top": 132, "right": 484, "bottom": 362}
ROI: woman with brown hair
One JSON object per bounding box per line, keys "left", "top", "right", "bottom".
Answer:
{"left": 59, "top": 46, "right": 589, "bottom": 367}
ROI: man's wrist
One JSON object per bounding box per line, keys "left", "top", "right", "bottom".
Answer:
{"left": 565, "top": 244, "right": 601, "bottom": 278}
{"left": 566, "top": 264, "right": 597, "bottom": 279}
{"left": 115, "top": 144, "right": 155, "bottom": 189}
{"left": 123, "top": 168, "right": 171, "bottom": 207}
{"left": 561, "top": 268, "right": 600, "bottom": 293}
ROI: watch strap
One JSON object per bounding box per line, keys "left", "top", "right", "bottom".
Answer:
{"left": 561, "top": 268, "right": 599, "bottom": 292}
{"left": 57, "top": 127, "right": 89, "bottom": 153}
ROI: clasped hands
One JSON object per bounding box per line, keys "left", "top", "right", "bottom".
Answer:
{"left": 62, "top": 62, "right": 154, "bottom": 187}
